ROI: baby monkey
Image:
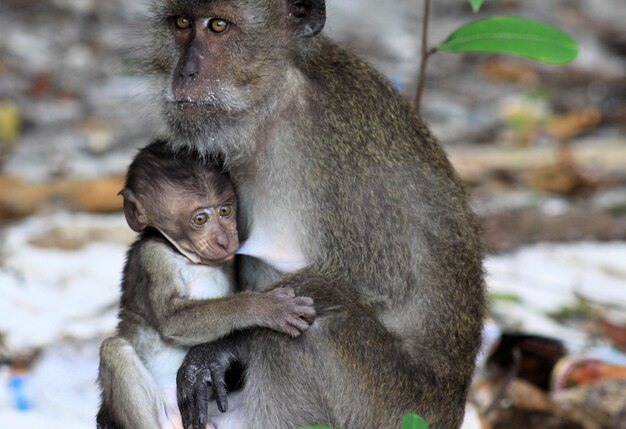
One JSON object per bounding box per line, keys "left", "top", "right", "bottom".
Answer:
{"left": 97, "top": 140, "right": 316, "bottom": 429}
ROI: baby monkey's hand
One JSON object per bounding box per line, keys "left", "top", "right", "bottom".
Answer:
{"left": 261, "top": 287, "right": 316, "bottom": 337}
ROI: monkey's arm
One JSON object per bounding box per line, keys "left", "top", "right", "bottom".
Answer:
{"left": 177, "top": 267, "right": 434, "bottom": 429}
{"left": 139, "top": 240, "right": 316, "bottom": 346}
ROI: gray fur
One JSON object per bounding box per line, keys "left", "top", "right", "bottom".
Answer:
{"left": 143, "top": 1, "right": 486, "bottom": 428}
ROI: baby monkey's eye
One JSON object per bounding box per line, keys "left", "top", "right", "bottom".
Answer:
{"left": 175, "top": 16, "right": 192, "bottom": 30}
{"left": 208, "top": 18, "right": 229, "bottom": 33}
{"left": 219, "top": 204, "right": 233, "bottom": 218}
{"left": 192, "top": 212, "right": 209, "bottom": 227}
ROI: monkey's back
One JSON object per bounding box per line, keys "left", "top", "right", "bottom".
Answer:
{"left": 292, "top": 36, "right": 485, "bottom": 404}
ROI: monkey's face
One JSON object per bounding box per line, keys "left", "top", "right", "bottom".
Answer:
{"left": 146, "top": 0, "right": 326, "bottom": 146}
{"left": 159, "top": 193, "right": 240, "bottom": 266}
{"left": 152, "top": 1, "right": 283, "bottom": 118}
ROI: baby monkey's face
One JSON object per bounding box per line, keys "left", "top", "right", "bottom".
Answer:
{"left": 162, "top": 189, "right": 239, "bottom": 266}
{"left": 122, "top": 167, "right": 239, "bottom": 266}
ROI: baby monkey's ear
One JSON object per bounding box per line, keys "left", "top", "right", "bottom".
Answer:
{"left": 119, "top": 188, "right": 149, "bottom": 232}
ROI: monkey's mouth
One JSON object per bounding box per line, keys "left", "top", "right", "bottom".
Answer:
{"left": 168, "top": 91, "right": 248, "bottom": 115}
{"left": 220, "top": 254, "right": 235, "bottom": 263}
{"left": 201, "top": 253, "right": 235, "bottom": 266}
{"left": 169, "top": 100, "right": 231, "bottom": 119}
{"left": 173, "top": 100, "right": 219, "bottom": 109}
{"left": 175, "top": 100, "right": 210, "bottom": 106}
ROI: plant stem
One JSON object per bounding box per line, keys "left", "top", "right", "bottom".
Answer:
{"left": 414, "top": 0, "right": 435, "bottom": 112}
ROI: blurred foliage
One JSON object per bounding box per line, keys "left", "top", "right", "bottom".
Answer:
{"left": 490, "top": 291, "right": 524, "bottom": 304}
{"left": 0, "top": 101, "right": 20, "bottom": 147}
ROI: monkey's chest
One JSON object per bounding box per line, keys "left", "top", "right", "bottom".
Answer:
{"left": 174, "top": 258, "right": 235, "bottom": 299}
{"left": 237, "top": 222, "right": 308, "bottom": 273}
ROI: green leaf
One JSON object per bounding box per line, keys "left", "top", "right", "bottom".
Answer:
{"left": 402, "top": 413, "right": 429, "bottom": 429}
{"left": 438, "top": 16, "right": 578, "bottom": 64}
{"left": 469, "top": 0, "right": 484, "bottom": 13}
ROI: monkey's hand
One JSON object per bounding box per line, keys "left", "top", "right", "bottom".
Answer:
{"left": 261, "top": 287, "right": 316, "bottom": 337}
{"left": 177, "top": 338, "right": 239, "bottom": 428}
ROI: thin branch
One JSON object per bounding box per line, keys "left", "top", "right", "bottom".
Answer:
{"left": 414, "top": 0, "right": 435, "bottom": 112}
{"left": 484, "top": 347, "right": 522, "bottom": 417}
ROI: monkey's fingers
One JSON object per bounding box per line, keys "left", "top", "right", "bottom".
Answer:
{"left": 269, "top": 287, "right": 296, "bottom": 299}
{"left": 294, "top": 296, "right": 314, "bottom": 306}
{"left": 280, "top": 322, "right": 304, "bottom": 337}
{"left": 192, "top": 372, "right": 212, "bottom": 429}
{"left": 209, "top": 362, "right": 229, "bottom": 413}
{"left": 177, "top": 368, "right": 197, "bottom": 429}
{"left": 290, "top": 315, "right": 314, "bottom": 333}
{"left": 274, "top": 299, "right": 317, "bottom": 337}
{"left": 294, "top": 297, "right": 316, "bottom": 322}
{"left": 178, "top": 389, "right": 196, "bottom": 429}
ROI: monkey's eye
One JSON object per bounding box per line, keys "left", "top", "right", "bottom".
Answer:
{"left": 191, "top": 212, "right": 209, "bottom": 227}
{"left": 219, "top": 204, "right": 233, "bottom": 218}
{"left": 208, "top": 18, "right": 229, "bottom": 33}
{"left": 175, "top": 16, "right": 192, "bottom": 30}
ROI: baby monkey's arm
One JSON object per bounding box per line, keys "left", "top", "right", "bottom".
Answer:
{"left": 139, "top": 240, "right": 316, "bottom": 346}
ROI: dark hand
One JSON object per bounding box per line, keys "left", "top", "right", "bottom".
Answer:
{"left": 177, "top": 339, "right": 238, "bottom": 429}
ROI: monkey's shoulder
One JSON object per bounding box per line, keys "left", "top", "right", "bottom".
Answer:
{"left": 304, "top": 39, "right": 448, "bottom": 162}
{"left": 306, "top": 39, "right": 400, "bottom": 103}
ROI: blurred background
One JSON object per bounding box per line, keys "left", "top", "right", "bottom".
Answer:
{"left": 0, "top": 0, "right": 625, "bottom": 428}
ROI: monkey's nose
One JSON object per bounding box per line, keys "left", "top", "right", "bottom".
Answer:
{"left": 215, "top": 231, "right": 230, "bottom": 251}
{"left": 180, "top": 64, "right": 198, "bottom": 82}
{"left": 179, "top": 53, "right": 200, "bottom": 82}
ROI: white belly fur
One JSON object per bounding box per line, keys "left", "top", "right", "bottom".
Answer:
{"left": 172, "top": 253, "right": 235, "bottom": 299}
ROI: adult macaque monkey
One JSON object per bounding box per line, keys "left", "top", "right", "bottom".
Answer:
{"left": 144, "top": 0, "right": 486, "bottom": 428}
{"left": 96, "top": 141, "right": 316, "bottom": 429}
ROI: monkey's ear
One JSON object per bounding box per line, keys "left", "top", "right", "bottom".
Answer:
{"left": 119, "top": 188, "right": 149, "bottom": 232}
{"left": 287, "top": 0, "right": 326, "bottom": 37}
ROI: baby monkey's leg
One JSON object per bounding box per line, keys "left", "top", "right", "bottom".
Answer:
{"left": 98, "top": 336, "right": 181, "bottom": 429}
